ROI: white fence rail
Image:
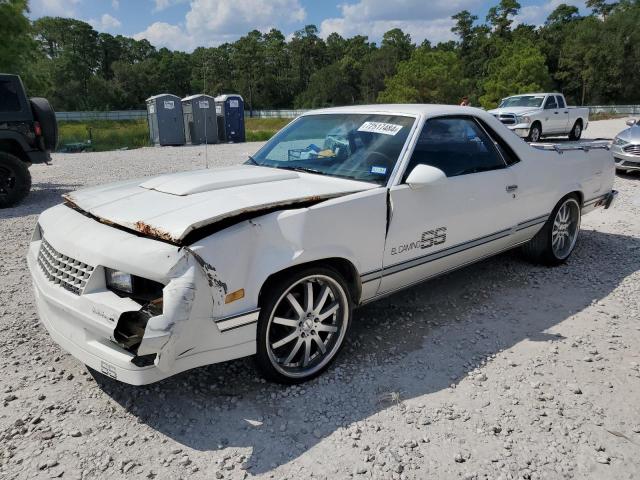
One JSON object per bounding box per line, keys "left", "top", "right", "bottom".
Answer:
{"left": 56, "top": 110, "right": 148, "bottom": 121}
{"left": 55, "top": 109, "right": 309, "bottom": 121}
{"left": 55, "top": 106, "right": 640, "bottom": 122}
{"left": 588, "top": 105, "right": 640, "bottom": 115}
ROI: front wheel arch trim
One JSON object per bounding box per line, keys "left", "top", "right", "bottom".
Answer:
{"left": 258, "top": 258, "right": 362, "bottom": 309}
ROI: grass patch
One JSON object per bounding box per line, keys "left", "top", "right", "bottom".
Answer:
{"left": 590, "top": 112, "right": 629, "bottom": 121}
{"left": 57, "top": 116, "right": 293, "bottom": 152}
{"left": 58, "top": 119, "right": 149, "bottom": 152}
{"left": 245, "top": 117, "right": 292, "bottom": 142}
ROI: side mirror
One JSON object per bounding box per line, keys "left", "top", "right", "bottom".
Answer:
{"left": 626, "top": 119, "right": 637, "bottom": 127}
{"left": 406, "top": 164, "right": 446, "bottom": 189}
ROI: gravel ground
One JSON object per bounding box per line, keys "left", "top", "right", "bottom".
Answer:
{"left": 1, "top": 118, "right": 639, "bottom": 480}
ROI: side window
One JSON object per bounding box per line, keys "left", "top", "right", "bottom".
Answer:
{"left": 556, "top": 95, "right": 566, "bottom": 109}
{"left": 544, "top": 96, "right": 558, "bottom": 110}
{"left": 477, "top": 119, "right": 521, "bottom": 166}
{"left": 0, "top": 80, "right": 21, "bottom": 112}
{"left": 404, "top": 117, "right": 507, "bottom": 179}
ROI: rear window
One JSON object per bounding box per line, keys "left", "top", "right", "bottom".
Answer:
{"left": 0, "top": 80, "right": 21, "bottom": 112}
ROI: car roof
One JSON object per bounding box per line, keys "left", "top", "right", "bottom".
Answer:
{"left": 301, "top": 104, "right": 487, "bottom": 118}
{"left": 505, "top": 93, "right": 562, "bottom": 97}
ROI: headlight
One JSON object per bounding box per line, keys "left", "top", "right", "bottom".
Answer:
{"left": 613, "top": 136, "right": 629, "bottom": 146}
{"left": 516, "top": 115, "right": 531, "bottom": 124}
{"left": 105, "top": 268, "right": 134, "bottom": 293}
{"left": 104, "top": 267, "right": 165, "bottom": 301}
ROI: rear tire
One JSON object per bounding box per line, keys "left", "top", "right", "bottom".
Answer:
{"left": 255, "top": 266, "right": 353, "bottom": 384}
{"left": 522, "top": 195, "right": 581, "bottom": 266}
{"left": 0, "top": 152, "right": 31, "bottom": 208}
{"left": 568, "top": 120, "right": 583, "bottom": 141}
{"left": 527, "top": 123, "right": 542, "bottom": 143}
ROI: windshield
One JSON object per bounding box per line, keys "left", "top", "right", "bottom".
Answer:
{"left": 499, "top": 95, "right": 545, "bottom": 108}
{"left": 248, "top": 113, "right": 415, "bottom": 185}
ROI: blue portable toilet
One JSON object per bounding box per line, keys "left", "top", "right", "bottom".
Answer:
{"left": 215, "top": 94, "right": 245, "bottom": 143}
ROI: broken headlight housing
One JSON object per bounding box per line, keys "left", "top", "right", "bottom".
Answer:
{"left": 105, "top": 268, "right": 164, "bottom": 302}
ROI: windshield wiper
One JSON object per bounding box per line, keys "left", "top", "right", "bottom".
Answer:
{"left": 246, "top": 155, "right": 258, "bottom": 165}
{"left": 280, "top": 166, "right": 325, "bottom": 176}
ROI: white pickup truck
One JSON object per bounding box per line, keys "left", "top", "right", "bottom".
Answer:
{"left": 488, "top": 93, "right": 589, "bottom": 142}
{"left": 27, "top": 105, "right": 616, "bottom": 385}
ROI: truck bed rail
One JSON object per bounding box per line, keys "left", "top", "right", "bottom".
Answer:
{"left": 530, "top": 141, "right": 610, "bottom": 154}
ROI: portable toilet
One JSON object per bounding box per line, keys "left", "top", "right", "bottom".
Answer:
{"left": 146, "top": 94, "right": 185, "bottom": 146}
{"left": 181, "top": 94, "right": 218, "bottom": 145}
{"left": 215, "top": 94, "right": 245, "bottom": 143}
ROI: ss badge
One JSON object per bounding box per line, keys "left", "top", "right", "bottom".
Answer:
{"left": 421, "top": 227, "right": 447, "bottom": 249}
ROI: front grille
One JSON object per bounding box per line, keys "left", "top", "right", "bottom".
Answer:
{"left": 495, "top": 114, "right": 516, "bottom": 125}
{"left": 37, "top": 238, "right": 94, "bottom": 295}
{"left": 623, "top": 144, "right": 640, "bottom": 155}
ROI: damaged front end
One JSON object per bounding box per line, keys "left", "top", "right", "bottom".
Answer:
{"left": 111, "top": 248, "right": 223, "bottom": 371}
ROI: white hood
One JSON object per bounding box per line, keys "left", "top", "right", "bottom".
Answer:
{"left": 488, "top": 107, "right": 539, "bottom": 116}
{"left": 63, "top": 165, "right": 377, "bottom": 243}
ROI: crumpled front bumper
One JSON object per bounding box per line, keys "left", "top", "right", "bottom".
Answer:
{"left": 28, "top": 250, "right": 170, "bottom": 385}
{"left": 27, "top": 204, "right": 256, "bottom": 385}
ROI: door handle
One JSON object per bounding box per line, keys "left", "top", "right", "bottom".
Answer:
{"left": 506, "top": 185, "right": 518, "bottom": 192}
{"left": 564, "top": 111, "right": 569, "bottom": 114}
{"left": 554, "top": 112, "right": 559, "bottom": 114}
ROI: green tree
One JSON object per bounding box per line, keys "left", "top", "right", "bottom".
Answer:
{"left": 586, "top": 0, "right": 619, "bottom": 18}
{"left": 486, "top": 0, "right": 521, "bottom": 36}
{"left": 479, "top": 39, "right": 552, "bottom": 108}
{"left": 378, "top": 48, "right": 468, "bottom": 104}
{"left": 0, "top": 0, "right": 33, "bottom": 72}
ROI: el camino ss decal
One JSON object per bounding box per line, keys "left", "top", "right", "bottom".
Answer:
{"left": 391, "top": 227, "right": 447, "bottom": 255}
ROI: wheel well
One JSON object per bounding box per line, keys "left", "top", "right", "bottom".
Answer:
{"left": 258, "top": 258, "right": 362, "bottom": 307}
{"left": 532, "top": 120, "right": 542, "bottom": 129}
{"left": 574, "top": 118, "right": 583, "bottom": 127}
{"left": 565, "top": 190, "right": 583, "bottom": 206}
{"left": 0, "top": 139, "right": 29, "bottom": 163}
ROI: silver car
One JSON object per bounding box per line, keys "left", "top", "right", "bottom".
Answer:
{"left": 612, "top": 119, "right": 640, "bottom": 173}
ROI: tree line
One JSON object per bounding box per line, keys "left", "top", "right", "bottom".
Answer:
{"left": 2, "top": 0, "right": 639, "bottom": 111}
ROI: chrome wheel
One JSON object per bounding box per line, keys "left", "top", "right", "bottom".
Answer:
{"left": 265, "top": 274, "right": 349, "bottom": 379}
{"left": 551, "top": 198, "right": 580, "bottom": 259}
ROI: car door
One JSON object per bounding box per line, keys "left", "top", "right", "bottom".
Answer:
{"left": 378, "top": 116, "right": 520, "bottom": 295}
{"left": 555, "top": 95, "right": 570, "bottom": 134}
{"left": 543, "top": 95, "right": 561, "bottom": 134}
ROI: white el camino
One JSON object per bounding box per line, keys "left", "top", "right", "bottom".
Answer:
{"left": 27, "top": 105, "right": 617, "bottom": 385}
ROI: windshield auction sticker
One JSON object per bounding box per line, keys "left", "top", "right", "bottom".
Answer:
{"left": 358, "top": 121, "right": 403, "bottom": 136}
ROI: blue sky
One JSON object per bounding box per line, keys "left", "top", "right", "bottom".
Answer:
{"left": 29, "top": 0, "right": 587, "bottom": 51}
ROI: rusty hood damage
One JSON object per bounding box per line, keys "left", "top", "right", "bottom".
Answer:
{"left": 63, "top": 165, "right": 377, "bottom": 244}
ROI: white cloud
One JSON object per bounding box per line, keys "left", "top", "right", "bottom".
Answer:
{"left": 134, "top": 22, "right": 195, "bottom": 50}
{"left": 319, "top": 0, "right": 480, "bottom": 44}
{"left": 30, "top": 0, "right": 80, "bottom": 16}
{"left": 185, "top": 0, "right": 305, "bottom": 37}
{"left": 89, "top": 13, "right": 122, "bottom": 31}
{"left": 135, "top": 0, "right": 306, "bottom": 51}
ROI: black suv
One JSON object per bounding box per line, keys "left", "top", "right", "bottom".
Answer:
{"left": 0, "top": 74, "right": 58, "bottom": 208}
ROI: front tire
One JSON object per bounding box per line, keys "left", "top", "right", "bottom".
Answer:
{"left": 522, "top": 195, "right": 581, "bottom": 266}
{"left": 255, "top": 267, "right": 352, "bottom": 384}
{"left": 527, "top": 123, "right": 542, "bottom": 143}
{"left": 0, "top": 152, "right": 31, "bottom": 208}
